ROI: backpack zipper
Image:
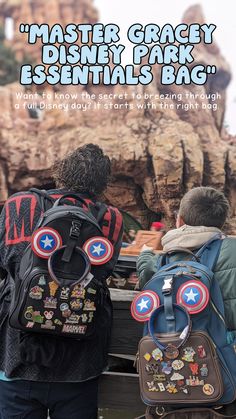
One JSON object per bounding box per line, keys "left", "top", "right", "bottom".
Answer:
{"left": 144, "top": 266, "right": 212, "bottom": 289}
{"left": 134, "top": 352, "right": 139, "bottom": 373}
{"left": 210, "top": 299, "right": 226, "bottom": 326}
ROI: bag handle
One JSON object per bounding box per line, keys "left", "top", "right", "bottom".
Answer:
{"left": 148, "top": 304, "right": 191, "bottom": 353}
{"left": 30, "top": 188, "right": 55, "bottom": 212}
{"left": 159, "top": 247, "right": 200, "bottom": 267}
{"left": 48, "top": 245, "right": 92, "bottom": 288}
{"left": 53, "top": 193, "right": 89, "bottom": 208}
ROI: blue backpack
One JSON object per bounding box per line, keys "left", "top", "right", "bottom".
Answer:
{"left": 133, "top": 235, "right": 236, "bottom": 408}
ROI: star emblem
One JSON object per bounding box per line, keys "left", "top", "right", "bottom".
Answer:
{"left": 137, "top": 297, "right": 150, "bottom": 311}
{"left": 185, "top": 288, "right": 199, "bottom": 302}
{"left": 40, "top": 235, "right": 54, "bottom": 248}
{"left": 92, "top": 244, "right": 104, "bottom": 255}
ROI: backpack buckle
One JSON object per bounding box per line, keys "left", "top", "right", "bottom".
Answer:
{"left": 162, "top": 277, "right": 173, "bottom": 294}
{"left": 70, "top": 221, "right": 82, "bottom": 239}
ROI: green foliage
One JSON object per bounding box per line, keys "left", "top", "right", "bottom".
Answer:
{"left": 0, "top": 26, "right": 5, "bottom": 41}
{"left": 0, "top": 25, "right": 19, "bottom": 85}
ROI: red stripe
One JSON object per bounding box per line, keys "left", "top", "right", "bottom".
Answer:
{"left": 102, "top": 208, "right": 111, "bottom": 239}
{"left": 6, "top": 195, "right": 36, "bottom": 245}
{"left": 30, "top": 196, "right": 37, "bottom": 230}
{"left": 111, "top": 207, "right": 123, "bottom": 243}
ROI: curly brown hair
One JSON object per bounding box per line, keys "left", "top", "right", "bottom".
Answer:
{"left": 52, "top": 144, "right": 111, "bottom": 197}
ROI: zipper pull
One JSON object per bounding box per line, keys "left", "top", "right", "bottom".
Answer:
{"left": 133, "top": 352, "right": 139, "bottom": 372}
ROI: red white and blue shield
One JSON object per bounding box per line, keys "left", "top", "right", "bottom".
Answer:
{"left": 176, "top": 280, "right": 209, "bottom": 314}
{"left": 32, "top": 227, "right": 62, "bottom": 259}
{"left": 83, "top": 237, "right": 114, "bottom": 265}
{"left": 131, "top": 291, "right": 160, "bottom": 322}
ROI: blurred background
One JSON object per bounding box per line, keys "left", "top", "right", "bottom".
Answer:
{"left": 0, "top": 0, "right": 235, "bottom": 233}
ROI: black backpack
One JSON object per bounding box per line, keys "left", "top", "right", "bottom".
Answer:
{"left": 9, "top": 189, "right": 114, "bottom": 340}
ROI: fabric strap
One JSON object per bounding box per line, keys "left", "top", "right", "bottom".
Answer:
{"left": 195, "top": 234, "right": 223, "bottom": 271}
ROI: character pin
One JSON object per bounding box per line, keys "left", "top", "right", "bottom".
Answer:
{"left": 54, "top": 319, "right": 63, "bottom": 326}
{"left": 24, "top": 307, "right": 44, "bottom": 323}
{"left": 144, "top": 353, "right": 152, "bottom": 362}
{"left": 197, "top": 345, "right": 207, "bottom": 358}
{"left": 203, "top": 384, "right": 215, "bottom": 396}
{"left": 44, "top": 297, "right": 57, "bottom": 309}
{"left": 48, "top": 281, "right": 59, "bottom": 297}
{"left": 158, "top": 383, "right": 165, "bottom": 392}
{"left": 60, "top": 287, "right": 70, "bottom": 300}
{"left": 24, "top": 306, "right": 34, "bottom": 320}
{"left": 44, "top": 310, "right": 54, "bottom": 320}
{"left": 152, "top": 348, "right": 163, "bottom": 361}
{"left": 200, "top": 364, "right": 209, "bottom": 377}
{"left": 147, "top": 381, "right": 159, "bottom": 392}
{"left": 33, "top": 312, "right": 44, "bottom": 324}
{"left": 189, "top": 363, "right": 199, "bottom": 375}
{"left": 38, "top": 275, "right": 46, "bottom": 286}
{"left": 166, "top": 383, "right": 178, "bottom": 394}
{"left": 87, "top": 288, "right": 97, "bottom": 295}
{"left": 71, "top": 285, "right": 85, "bottom": 299}
{"left": 186, "top": 376, "right": 204, "bottom": 386}
{"left": 83, "top": 300, "right": 96, "bottom": 311}
{"left": 165, "top": 344, "right": 179, "bottom": 360}
{"left": 145, "top": 364, "right": 154, "bottom": 374}
{"left": 88, "top": 312, "right": 94, "bottom": 323}
{"left": 182, "top": 347, "right": 196, "bottom": 362}
{"left": 70, "top": 299, "right": 83, "bottom": 311}
{"left": 65, "top": 314, "right": 80, "bottom": 324}
{"left": 60, "top": 303, "right": 71, "bottom": 318}
{"left": 161, "top": 361, "right": 172, "bottom": 375}
{"left": 170, "top": 372, "right": 184, "bottom": 381}
{"left": 172, "top": 360, "right": 184, "bottom": 371}
{"left": 29, "top": 286, "right": 44, "bottom": 300}
{"left": 153, "top": 374, "right": 166, "bottom": 382}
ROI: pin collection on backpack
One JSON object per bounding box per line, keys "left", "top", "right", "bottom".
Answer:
{"left": 24, "top": 275, "right": 97, "bottom": 335}
{"left": 143, "top": 343, "right": 213, "bottom": 396}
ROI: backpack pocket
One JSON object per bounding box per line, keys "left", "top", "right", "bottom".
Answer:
{"left": 138, "top": 331, "right": 223, "bottom": 407}
{"left": 9, "top": 269, "right": 103, "bottom": 339}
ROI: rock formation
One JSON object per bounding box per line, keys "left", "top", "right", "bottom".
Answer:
{"left": 0, "top": 2, "right": 236, "bottom": 232}
{"left": 0, "top": 0, "right": 98, "bottom": 61}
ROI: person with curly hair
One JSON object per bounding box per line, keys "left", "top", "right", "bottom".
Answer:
{"left": 0, "top": 144, "right": 123, "bottom": 419}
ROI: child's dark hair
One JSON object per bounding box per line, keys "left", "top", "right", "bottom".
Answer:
{"left": 179, "top": 187, "right": 229, "bottom": 228}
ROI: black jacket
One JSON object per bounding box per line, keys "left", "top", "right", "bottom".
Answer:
{"left": 0, "top": 189, "right": 123, "bottom": 382}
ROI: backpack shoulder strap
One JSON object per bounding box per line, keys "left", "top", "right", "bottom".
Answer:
{"left": 195, "top": 234, "right": 224, "bottom": 271}
{"left": 29, "top": 188, "right": 55, "bottom": 212}
{"left": 93, "top": 202, "right": 108, "bottom": 224}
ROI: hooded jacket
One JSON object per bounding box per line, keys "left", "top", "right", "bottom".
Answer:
{"left": 137, "top": 225, "right": 236, "bottom": 335}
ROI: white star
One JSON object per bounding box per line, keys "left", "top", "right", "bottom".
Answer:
{"left": 41, "top": 235, "right": 54, "bottom": 248}
{"left": 137, "top": 298, "right": 150, "bottom": 311}
{"left": 92, "top": 244, "right": 104, "bottom": 255}
{"left": 185, "top": 288, "right": 199, "bottom": 302}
